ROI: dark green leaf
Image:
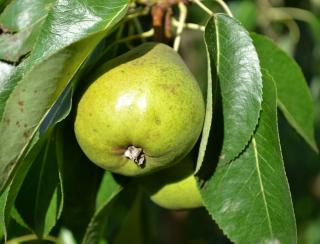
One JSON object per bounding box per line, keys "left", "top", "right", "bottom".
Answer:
{"left": 0, "top": 133, "right": 44, "bottom": 240}
{"left": 0, "top": 0, "right": 129, "bottom": 193}
{"left": 252, "top": 33, "right": 318, "bottom": 152}
{"left": 58, "top": 120, "right": 103, "bottom": 241}
{"left": 33, "top": 131, "right": 63, "bottom": 237}
{"left": 113, "top": 192, "right": 143, "bottom": 244}
{"left": 201, "top": 73, "right": 297, "bottom": 243}
{"left": 202, "top": 15, "right": 263, "bottom": 165}
{"left": 82, "top": 173, "right": 123, "bottom": 244}
{"left": 10, "top": 206, "right": 31, "bottom": 231}
{"left": 15, "top": 129, "right": 62, "bottom": 237}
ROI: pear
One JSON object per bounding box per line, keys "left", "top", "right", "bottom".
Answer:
{"left": 74, "top": 42, "right": 205, "bottom": 176}
{"left": 139, "top": 157, "right": 203, "bottom": 210}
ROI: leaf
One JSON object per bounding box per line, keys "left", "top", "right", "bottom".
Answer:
{"left": 0, "top": 133, "right": 44, "bottom": 240}
{"left": 113, "top": 192, "right": 143, "bottom": 244}
{"left": 0, "top": 0, "right": 56, "bottom": 62}
{"left": 14, "top": 129, "right": 63, "bottom": 237}
{"left": 33, "top": 131, "right": 63, "bottom": 237}
{"left": 252, "top": 33, "right": 318, "bottom": 152}
{"left": 39, "top": 83, "right": 72, "bottom": 134}
{"left": 201, "top": 73, "right": 297, "bottom": 243}
{"left": 0, "top": 0, "right": 129, "bottom": 193}
{"left": 10, "top": 206, "right": 31, "bottom": 231}
{"left": 0, "top": 61, "right": 14, "bottom": 85}
{"left": 57, "top": 119, "right": 103, "bottom": 241}
{"left": 195, "top": 29, "right": 215, "bottom": 173}
{"left": 200, "top": 14, "right": 263, "bottom": 166}
{"left": 0, "top": 0, "right": 10, "bottom": 12}
{"left": 82, "top": 172, "right": 123, "bottom": 244}
{"left": 0, "top": 0, "right": 55, "bottom": 31}
{"left": 0, "top": 23, "right": 41, "bottom": 62}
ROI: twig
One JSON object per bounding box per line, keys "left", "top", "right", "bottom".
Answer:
{"left": 271, "top": 7, "right": 315, "bottom": 23}
{"left": 191, "top": 0, "right": 214, "bottom": 16}
{"left": 126, "top": 6, "right": 150, "bottom": 20}
{"left": 6, "top": 234, "right": 61, "bottom": 244}
{"left": 267, "top": 8, "right": 300, "bottom": 44}
{"left": 173, "top": 3, "right": 188, "bottom": 51}
{"left": 215, "top": 0, "right": 234, "bottom": 17}
{"left": 171, "top": 18, "right": 205, "bottom": 31}
{"left": 133, "top": 17, "right": 146, "bottom": 42}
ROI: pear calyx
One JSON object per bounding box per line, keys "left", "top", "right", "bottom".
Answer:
{"left": 124, "top": 146, "right": 145, "bottom": 167}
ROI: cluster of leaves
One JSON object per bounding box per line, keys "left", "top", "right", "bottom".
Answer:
{"left": 0, "top": 0, "right": 318, "bottom": 243}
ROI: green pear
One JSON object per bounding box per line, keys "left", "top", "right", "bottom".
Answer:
{"left": 74, "top": 43, "right": 205, "bottom": 176}
{"left": 140, "top": 157, "right": 203, "bottom": 210}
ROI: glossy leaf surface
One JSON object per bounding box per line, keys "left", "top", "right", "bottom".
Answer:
{"left": 201, "top": 74, "right": 297, "bottom": 243}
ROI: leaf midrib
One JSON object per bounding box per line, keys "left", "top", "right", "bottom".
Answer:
{"left": 252, "top": 137, "right": 273, "bottom": 237}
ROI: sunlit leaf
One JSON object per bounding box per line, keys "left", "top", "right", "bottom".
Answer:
{"left": 0, "top": 0, "right": 129, "bottom": 194}
{"left": 198, "top": 14, "right": 263, "bottom": 172}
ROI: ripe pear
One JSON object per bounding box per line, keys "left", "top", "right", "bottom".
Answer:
{"left": 140, "top": 157, "right": 203, "bottom": 210}
{"left": 74, "top": 42, "right": 205, "bottom": 176}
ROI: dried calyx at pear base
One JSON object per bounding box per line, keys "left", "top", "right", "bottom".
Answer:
{"left": 74, "top": 42, "right": 205, "bottom": 176}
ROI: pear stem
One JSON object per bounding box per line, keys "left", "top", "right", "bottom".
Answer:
{"left": 171, "top": 18, "right": 205, "bottom": 31}
{"left": 124, "top": 146, "right": 145, "bottom": 167}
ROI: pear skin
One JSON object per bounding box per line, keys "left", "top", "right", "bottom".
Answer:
{"left": 74, "top": 43, "right": 205, "bottom": 176}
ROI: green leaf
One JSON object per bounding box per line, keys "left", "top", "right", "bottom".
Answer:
{"left": 82, "top": 173, "right": 123, "bottom": 244}
{"left": 39, "top": 83, "right": 72, "bottom": 134}
{"left": 113, "top": 192, "right": 143, "bottom": 244}
{"left": 0, "top": 0, "right": 11, "bottom": 12}
{"left": 0, "top": 0, "right": 55, "bottom": 31}
{"left": 14, "top": 129, "right": 63, "bottom": 237}
{"left": 0, "top": 133, "right": 44, "bottom": 240}
{"left": 202, "top": 14, "right": 263, "bottom": 165}
{"left": 0, "top": 0, "right": 129, "bottom": 193}
{"left": 57, "top": 119, "right": 103, "bottom": 241}
{"left": 0, "top": 0, "right": 56, "bottom": 62}
{"left": 10, "top": 206, "right": 30, "bottom": 231}
{"left": 252, "top": 33, "right": 318, "bottom": 152}
{"left": 0, "top": 61, "right": 14, "bottom": 85}
{"left": 201, "top": 73, "right": 297, "bottom": 243}
{"left": 0, "top": 23, "right": 41, "bottom": 62}
{"left": 195, "top": 29, "right": 215, "bottom": 173}
{"left": 33, "top": 131, "right": 63, "bottom": 237}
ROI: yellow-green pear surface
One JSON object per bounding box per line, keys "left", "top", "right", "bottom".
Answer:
{"left": 74, "top": 43, "right": 205, "bottom": 176}
{"left": 140, "top": 157, "right": 203, "bottom": 210}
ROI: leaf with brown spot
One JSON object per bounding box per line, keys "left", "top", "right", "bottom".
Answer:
{"left": 0, "top": 0, "right": 129, "bottom": 193}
